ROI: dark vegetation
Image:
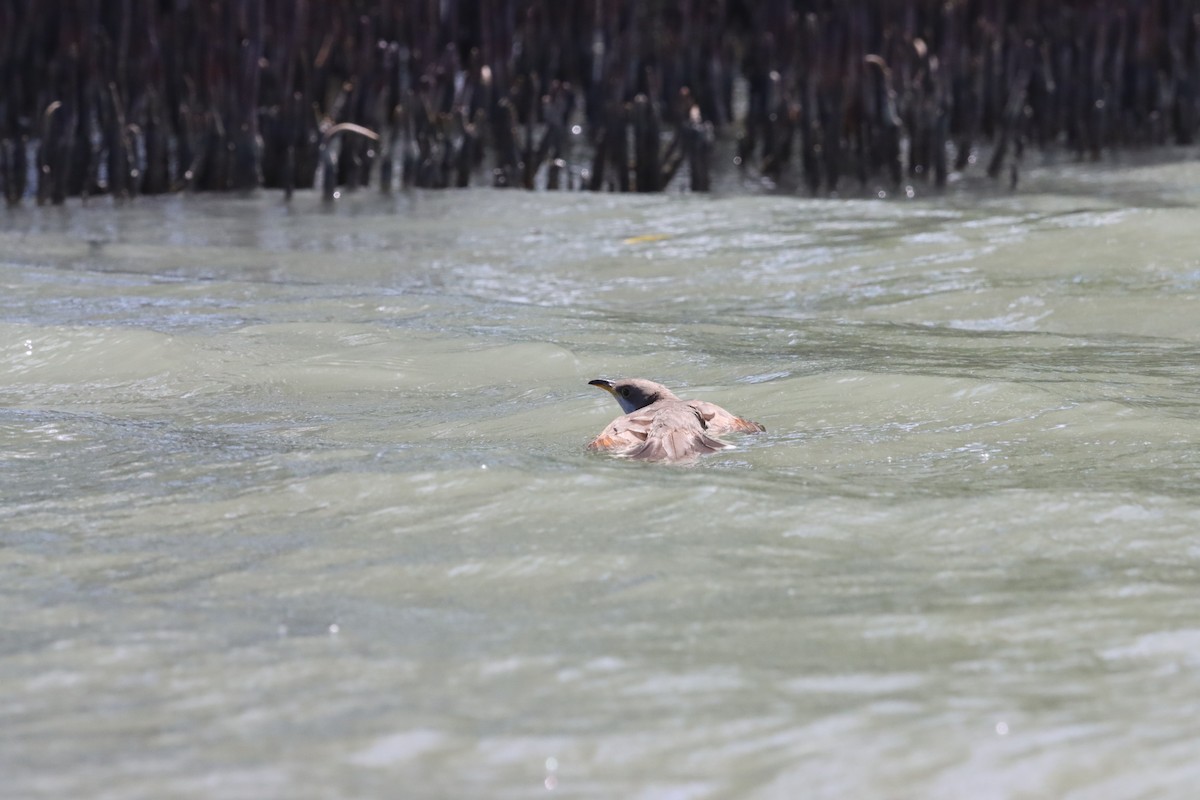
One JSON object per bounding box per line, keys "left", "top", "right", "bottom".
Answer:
{"left": 2, "top": 0, "right": 1199, "bottom": 204}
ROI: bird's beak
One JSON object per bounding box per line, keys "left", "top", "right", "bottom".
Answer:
{"left": 588, "top": 378, "right": 616, "bottom": 395}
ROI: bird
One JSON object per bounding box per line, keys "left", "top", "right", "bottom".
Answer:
{"left": 587, "top": 378, "right": 765, "bottom": 463}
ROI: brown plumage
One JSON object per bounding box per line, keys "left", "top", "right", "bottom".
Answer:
{"left": 587, "top": 378, "right": 765, "bottom": 463}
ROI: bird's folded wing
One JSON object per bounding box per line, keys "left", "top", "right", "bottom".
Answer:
{"left": 687, "top": 400, "right": 766, "bottom": 435}
{"left": 589, "top": 403, "right": 733, "bottom": 462}
{"left": 629, "top": 409, "right": 732, "bottom": 461}
{"left": 587, "top": 407, "right": 656, "bottom": 452}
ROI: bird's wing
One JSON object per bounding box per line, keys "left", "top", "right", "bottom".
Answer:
{"left": 628, "top": 405, "right": 732, "bottom": 462}
{"left": 590, "top": 401, "right": 733, "bottom": 462}
{"left": 687, "top": 400, "right": 766, "bottom": 435}
{"left": 587, "top": 406, "right": 658, "bottom": 453}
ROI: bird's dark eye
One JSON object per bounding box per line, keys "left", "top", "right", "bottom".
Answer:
{"left": 618, "top": 387, "right": 630, "bottom": 397}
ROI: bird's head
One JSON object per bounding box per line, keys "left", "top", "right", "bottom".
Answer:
{"left": 588, "top": 378, "right": 678, "bottom": 414}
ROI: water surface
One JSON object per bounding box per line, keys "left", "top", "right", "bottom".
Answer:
{"left": 3, "top": 162, "right": 1200, "bottom": 798}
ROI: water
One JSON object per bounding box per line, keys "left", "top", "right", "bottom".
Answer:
{"left": 3, "top": 161, "right": 1200, "bottom": 798}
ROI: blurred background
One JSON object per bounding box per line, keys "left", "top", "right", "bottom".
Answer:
{"left": 4, "top": 0, "right": 1200, "bottom": 201}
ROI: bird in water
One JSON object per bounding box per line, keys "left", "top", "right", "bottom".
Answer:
{"left": 587, "top": 378, "right": 765, "bottom": 463}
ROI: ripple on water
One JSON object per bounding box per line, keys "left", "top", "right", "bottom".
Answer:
{"left": 4, "top": 180, "right": 1200, "bottom": 798}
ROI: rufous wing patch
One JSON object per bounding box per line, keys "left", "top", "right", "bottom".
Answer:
{"left": 729, "top": 416, "right": 766, "bottom": 433}
{"left": 588, "top": 433, "right": 621, "bottom": 451}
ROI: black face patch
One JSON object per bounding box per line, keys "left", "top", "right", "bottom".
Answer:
{"left": 621, "top": 386, "right": 658, "bottom": 410}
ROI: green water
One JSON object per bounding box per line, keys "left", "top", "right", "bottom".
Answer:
{"left": 3, "top": 161, "right": 1200, "bottom": 798}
